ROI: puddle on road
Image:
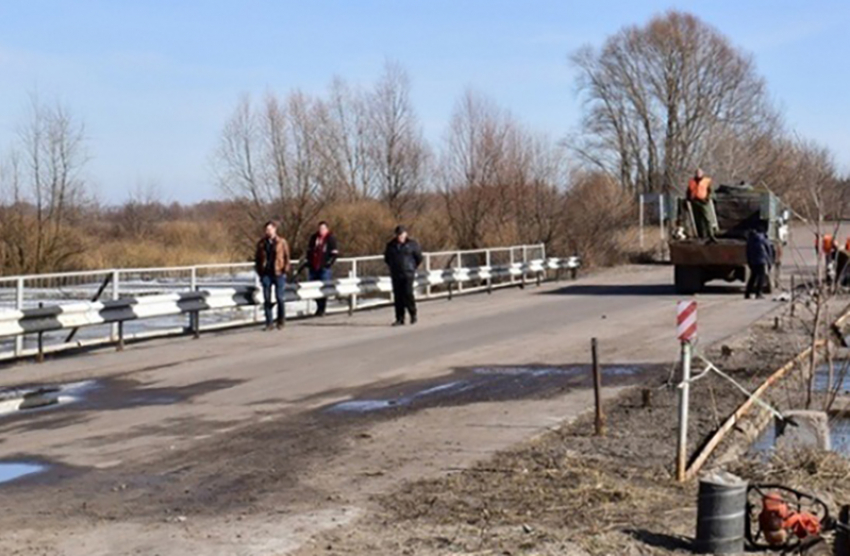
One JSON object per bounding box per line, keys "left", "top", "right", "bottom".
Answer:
{"left": 0, "top": 462, "right": 46, "bottom": 485}
{"left": 0, "top": 381, "right": 98, "bottom": 417}
{"left": 326, "top": 364, "right": 657, "bottom": 415}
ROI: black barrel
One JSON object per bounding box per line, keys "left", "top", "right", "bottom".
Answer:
{"left": 695, "top": 472, "right": 747, "bottom": 554}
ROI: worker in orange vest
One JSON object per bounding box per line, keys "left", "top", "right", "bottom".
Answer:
{"left": 686, "top": 168, "right": 716, "bottom": 243}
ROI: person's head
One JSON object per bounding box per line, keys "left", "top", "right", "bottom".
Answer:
{"left": 394, "top": 225, "right": 408, "bottom": 243}
{"left": 317, "top": 221, "right": 330, "bottom": 237}
{"left": 264, "top": 220, "right": 278, "bottom": 239}
{"left": 694, "top": 168, "right": 704, "bottom": 180}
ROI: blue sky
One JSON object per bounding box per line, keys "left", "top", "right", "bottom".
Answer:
{"left": 0, "top": 0, "right": 847, "bottom": 203}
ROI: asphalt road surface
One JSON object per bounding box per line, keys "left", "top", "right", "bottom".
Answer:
{"left": 0, "top": 228, "right": 819, "bottom": 556}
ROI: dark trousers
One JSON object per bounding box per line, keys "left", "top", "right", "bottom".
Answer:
{"left": 261, "top": 273, "right": 286, "bottom": 325}
{"left": 391, "top": 273, "right": 416, "bottom": 323}
{"left": 745, "top": 264, "right": 767, "bottom": 298}
{"left": 309, "top": 268, "right": 332, "bottom": 315}
{"left": 691, "top": 200, "right": 716, "bottom": 241}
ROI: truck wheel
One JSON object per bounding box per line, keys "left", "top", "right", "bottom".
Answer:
{"left": 674, "top": 266, "right": 703, "bottom": 294}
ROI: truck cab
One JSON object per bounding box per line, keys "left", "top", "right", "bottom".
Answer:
{"left": 670, "top": 186, "right": 788, "bottom": 294}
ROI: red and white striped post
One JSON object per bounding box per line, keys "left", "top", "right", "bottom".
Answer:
{"left": 676, "top": 300, "right": 697, "bottom": 482}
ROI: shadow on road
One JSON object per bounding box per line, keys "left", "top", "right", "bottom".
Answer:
{"left": 542, "top": 283, "right": 744, "bottom": 296}
{"left": 543, "top": 284, "right": 677, "bottom": 296}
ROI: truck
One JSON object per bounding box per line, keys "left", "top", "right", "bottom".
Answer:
{"left": 670, "top": 185, "right": 789, "bottom": 294}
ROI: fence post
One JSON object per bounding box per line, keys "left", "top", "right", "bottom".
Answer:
{"left": 14, "top": 277, "right": 24, "bottom": 357}
{"left": 639, "top": 194, "right": 645, "bottom": 249}
{"left": 110, "top": 270, "right": 120, "bottom": 341}
{"left": 592, "top": 338, "right": 605, "bottom": 436}
{"left": 509, "top": 249, "right": 516, "bottom": 285}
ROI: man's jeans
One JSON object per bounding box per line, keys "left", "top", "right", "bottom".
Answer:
{"left": 261, "top": 274, "right": 286, "bottom": 325}
{"left": 309, "top": 268, "right": 332, "bottom": 315}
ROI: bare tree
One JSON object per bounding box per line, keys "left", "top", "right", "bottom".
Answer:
{"left": 366, "top": 61, "right": 430, "bottom": 219}
{"left": 213, "top": 92, "right": 331, "bottom": 252}
{"left": 0, "top": 95, "right": 89, "bottom": 274}
{"left": 570, "top": 10, "right": 780, "bottom": 194}
{"left": 440, "top": 90, "right": 513, "bottom": 248}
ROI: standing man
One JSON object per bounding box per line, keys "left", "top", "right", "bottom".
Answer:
{"left": 745, "top": 226, "right": 772, "bottom": 299}
{"left": 254, "top": 220, "right": 291, "bottom": 330}
{"left": 686, "top": 168, "right": 717, "bottom": 243}
{"left": 384, "top": 225, "right": 423, "bottom": 326}
{"left": 298, "top": 221, "right": 339, "bottom": 317}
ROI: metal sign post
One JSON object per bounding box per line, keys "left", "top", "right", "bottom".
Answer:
{"left": 676, "top": 300, "right": 697, "bottom": 482}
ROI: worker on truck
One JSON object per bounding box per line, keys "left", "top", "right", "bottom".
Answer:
{"left": 686, "top": 168, "right": 717, "bottom": 243}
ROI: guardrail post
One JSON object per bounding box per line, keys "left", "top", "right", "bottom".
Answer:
{"left": 14, "top": 277, "right": 24, "bottom": 357}
{"left": 486, "top": 250, "right": 492, "bottom": 294}
{"left": 349, "top": 260, "right": 358, "bottom": 316}
{"left": 571, "top": 256, "right": 579, "bottom": 280}
{"left": 110, "top": 270, "right": 120, "bottom": 342}
{"left": 36, "top": 301, "right": 44, "bottom": 363}
{"left": 117, "top": 321, "right": 125, "bottom": 351}
{"left": 456, "top": 251, "right": 463, "bottom": 293}
{"left": 425, "top": 254, "right": 432, "bottom": 298}
{"left": 253, "top": 273, "right": 261, "bottom": 323}
{"left": 509, "top": 249, "right": 516, "bottom": 285}
{"left": 190, "top": 267, "right": 200, "bottom": 338}
{"left": 520, "top": 246, "right": 527, "bottom": 289}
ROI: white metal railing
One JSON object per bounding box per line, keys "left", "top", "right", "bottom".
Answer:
{"left": 0, "top": 244, "right": 579, "bottom": 361}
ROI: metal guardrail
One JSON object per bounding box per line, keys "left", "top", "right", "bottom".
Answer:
{"left": 0, "top": 244, "right": 580, "bottom": 361}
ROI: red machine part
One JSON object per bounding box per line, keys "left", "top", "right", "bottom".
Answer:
{"left": 759, "top": 493, "right": 822, "bottom": 546}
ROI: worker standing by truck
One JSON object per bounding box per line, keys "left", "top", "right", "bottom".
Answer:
{"left": 686, "top": 168, "right": 717, "bottom": 243}
{"left": 745, "top": 226, "right": 772, "bottom": 299}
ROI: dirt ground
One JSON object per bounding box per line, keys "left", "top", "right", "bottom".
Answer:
{"left": 283, "top": 301, "right": 850, "bottom": 556}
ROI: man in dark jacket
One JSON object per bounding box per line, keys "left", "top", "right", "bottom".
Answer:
{"left": 297, "top": 221, "right": 339, "bottom": 316}
{"left": 745, "top": 227, "right": 773, "bottom": 299}
{"left": 384, "top": 226, "right": 423, "bottom": 326}
{"left": 254, "top": 220, "right": 291, "bottom": 330}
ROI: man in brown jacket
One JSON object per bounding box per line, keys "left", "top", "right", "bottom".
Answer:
{"left": 254, "top": 220, "right": 291, "bottom": 330}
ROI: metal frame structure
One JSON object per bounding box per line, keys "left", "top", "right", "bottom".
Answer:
{"left": 0, "top": 244, "right": 580, "bottom": 362}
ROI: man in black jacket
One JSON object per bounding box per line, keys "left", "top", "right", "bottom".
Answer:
{"left": 384, "top": 226, "right": 423, "bottom": 326}
{"left": 298, "top": 221, "right": 339, "bottom": 316}
{"left": 745, "top": 226, "right": 773, "bottom": 299}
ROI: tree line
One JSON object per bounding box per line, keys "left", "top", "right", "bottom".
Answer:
{"left": 1, "top": 10, "right": 846, "bottom": 276}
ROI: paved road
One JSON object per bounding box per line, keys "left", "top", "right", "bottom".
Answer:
{"left": 0, "top": 249, "right": 804, "bottom": 555}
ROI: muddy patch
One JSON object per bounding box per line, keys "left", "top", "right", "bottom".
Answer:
{"left": 324, "top": 363, "right": 659, "bottom": 416}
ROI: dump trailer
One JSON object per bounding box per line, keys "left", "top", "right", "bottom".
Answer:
{"left": 670, "top": 186, "right": 789, "bottom": 294}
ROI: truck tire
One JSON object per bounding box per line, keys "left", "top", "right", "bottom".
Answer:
{"left": 674, "top": 266, "right": 703, "bottom": 294}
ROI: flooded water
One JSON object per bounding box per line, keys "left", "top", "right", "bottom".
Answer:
{"left": 0, "top": 462, "right": 45, "bottom": 485}
{"left": 749, "top": 414, "right": 850, "bottom": 458}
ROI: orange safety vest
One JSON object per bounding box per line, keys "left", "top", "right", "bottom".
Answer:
{"left": 823, "top": 234, "right": 834, "bottom": 254}
{"left": 688, "top": 176, "right": 712, "bottom": 202}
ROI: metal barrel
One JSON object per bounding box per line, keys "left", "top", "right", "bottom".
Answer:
{"left": 695, "top": 472, "right": 747, "bottom": 554}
